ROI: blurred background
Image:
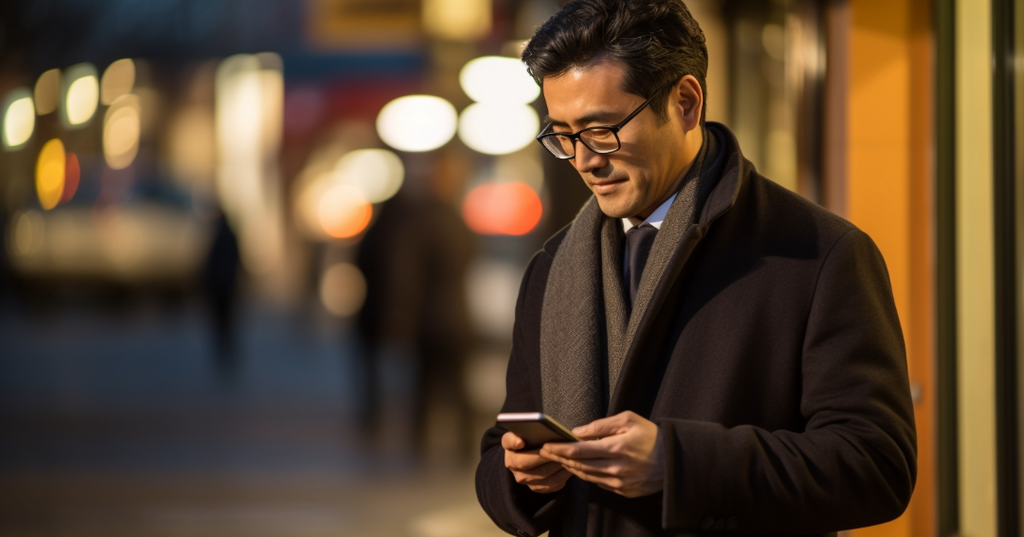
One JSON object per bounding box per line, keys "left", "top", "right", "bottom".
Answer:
{"left": 0, "top": 1, "right": 1020, "bottom": 537}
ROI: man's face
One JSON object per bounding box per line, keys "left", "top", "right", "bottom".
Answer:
{"left": 542, "top": 58, "right": 691, "bottom": 219}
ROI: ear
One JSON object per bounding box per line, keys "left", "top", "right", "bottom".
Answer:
{"left": 670, "top": 75, "right": 703, "bottom": 132}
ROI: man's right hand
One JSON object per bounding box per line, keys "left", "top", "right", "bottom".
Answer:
{"left": 502, "top": 431, "right": 573, "bottom": 494}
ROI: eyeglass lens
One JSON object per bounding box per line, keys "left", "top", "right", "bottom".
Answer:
{"left": 543, "top": 128, "right": 619, "bottom": 158}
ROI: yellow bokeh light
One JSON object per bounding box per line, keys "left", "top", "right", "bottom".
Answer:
{"left": 3, "top": 89, "right": 35, "bottom": 149}
{"left": 333, "top": 149, "right": 404, "bottom": 204}
{"left": 34, "top": 69, "right": 61, "bottom": 115}
{"left": 64, "top": 64, "right": 99, "bottom": 127}
{"left": 423, "top": 0, "right": 492, "bottom": 42}
{"left": 103, "top": 94, "right": 142, "bottom": 170}
{"left": 376, "top": 95, "right": 457, "bottom": 153}
{"left": 35, "top": 139, "right": 66, "bottom": 210}
{"left": 320, "top": 263, "right": 367, "bottom": 317}
{"left": 10, "top": 210, "right": 46, "bottom": 257}
{"left": 100, "top": 58, "right": 136, "bottom": 105}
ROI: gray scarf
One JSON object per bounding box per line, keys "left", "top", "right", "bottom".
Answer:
{"left": 538, "top": 125, "right": 724, "bottom": 537}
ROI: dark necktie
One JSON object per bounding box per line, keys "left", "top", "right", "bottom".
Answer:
{"left": 625, "top": 223, "right": 658, "bottom": 305}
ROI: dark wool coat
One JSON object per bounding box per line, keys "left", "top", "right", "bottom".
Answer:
{"left": 475, "top": 126, "right": 917, "bottom": 537}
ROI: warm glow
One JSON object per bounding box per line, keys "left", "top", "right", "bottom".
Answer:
{"left": 10, "top": 210, "right": 45, "bottom": 257}
{"left": 458, "top": 102, "right": 538, "bottom": 155}
{"left": 318, "top": 184, "right": 372, "bottom": 239}
{"left": 103, "top": 94, "right": 142, "bottom": 170}
{"left": 101, "top": 58, "right": 136, "bottom": 105}
{"left": 320, "top": 262, "right": 368, "bottom": 317}
{"left": 376, "top": 95, "right": 457, "bottom": 152}
{"left": 215, "top": 53, "right": 286, "bottom": 276}
{"left": 460, "top": 56, "right": 539, "bottom": 104}
{"left": 65, "top": 66, "right": 99, "bottom": 126}
{"left": 3, "top": 90, "right": 35, "bottom": 149}
{"left": 462, "top": 181, "right": 542, "bottom": 235}
{"left": 423, "top": 0, "right": 491, "bottom": 42}
{"left": 35, "top": 139, "right": 66, "bottom": 210}
{"left": 333, "top": 149, "right": 404, "bottom": 204}
{"left": 62, "top": 153, "right": 80, "bottom": 204}
{"left": 34, "top": 69, "right": 61, "bottom": 115}
{"left": 168, "top": 106, "right": 215, "bottom": 185}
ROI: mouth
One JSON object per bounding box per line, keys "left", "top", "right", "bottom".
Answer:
{"left": 589, "top": 177, "right": 627, "bottom": 195}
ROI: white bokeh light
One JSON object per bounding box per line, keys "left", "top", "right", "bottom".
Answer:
{"left": 376, "top": 95, "right": 457, "bottom": 152}
{"left": 64, "top": 64, "right": 99, "bottom": 127}
{"left": 3, "top": 89, "right": 35, "bottom": 149}
{"left": 458, "top": 102, "right": 539, "bottom": 155}
{"left": 333, "top": 148, "right": 404, "bottom": 204}
{"left": 459, "top": 56, "right": 539, "bottom": 104}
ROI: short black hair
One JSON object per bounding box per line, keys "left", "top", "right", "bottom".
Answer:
{"left": 522, "top": 0, "right": 708, "bottom": 124}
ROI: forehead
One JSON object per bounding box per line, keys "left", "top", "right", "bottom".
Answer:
{"left": 541, "top": 58, "right": 635, "bottom": 126}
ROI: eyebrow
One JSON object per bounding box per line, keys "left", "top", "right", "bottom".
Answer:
{"left": 544, "top": 110, "right": 625, "bottom": 129}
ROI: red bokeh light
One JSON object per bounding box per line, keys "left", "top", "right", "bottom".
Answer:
{"left": 61, "top": 152, "right": 80, "bottom": 204}
{"left": 462, "top": 182, "right": 543, "bottom": 236}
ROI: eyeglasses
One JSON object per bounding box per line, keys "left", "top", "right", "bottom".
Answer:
{"left": 536, "top": 85, "right": 667, "bottom": 160}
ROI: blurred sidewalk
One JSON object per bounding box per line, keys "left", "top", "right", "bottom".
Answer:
{"left": 0, "top": 294, "right": 504, "bottom": 537}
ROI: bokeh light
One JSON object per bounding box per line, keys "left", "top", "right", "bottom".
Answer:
{"left": 461, "top": 181, "right": 542, "bottom": 235}
{"left": 458, "top": 102, "right": 539, "bottom": 155}
{"left": 62, "top": 153, "right": 80, "bottom": 204}
{"left": 63, "top": 63, "right": 99, "bottom": 127}
{"left": 101, "top": 59, "right": 136, "bottom": 105}
{"left": 3, "top": 88, "right": 35, "bottom": 149}
{"left": 9, "top": 210, "right": 45, "bottom": 257}
{"left": 103, "top": 94, "right": 142, "bottom": 170}
{"left": 422, "top": 0, "right": 492, "bottom": 42}
{"left": 459, "top": 56, "right": 540, "bottom": 104}
{"left": 333, "top": 148, "right": 405, "bottom": 204}
{"left": 35, "top": 139, "right": 66, "bottom": 210}
{"left": 318, "top": 184, "right": 372, "bottom": 239}
{"left": 376, "top": 95, "right": 457, "bottom": 152}
{"left": 320, "top": 262, "right": 368, "bottom": 317}
{"left": 34, "top": 69, "right": 61, "bottom": 115}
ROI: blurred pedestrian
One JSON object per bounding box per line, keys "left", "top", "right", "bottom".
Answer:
{"left": 203, "top": 212, "right": 241, "bottom": 381}
{"left": 356, "top": 151, "right": 478, "bottom": 460}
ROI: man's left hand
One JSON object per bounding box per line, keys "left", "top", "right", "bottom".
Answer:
{"left": 539, "top": 411, "right": 663, "bottom": 498}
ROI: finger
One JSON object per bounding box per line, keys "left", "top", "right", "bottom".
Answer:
{"left": 526, "top": 468, "right": 573, "bottom": 494}
{"left": 547, "top": 453, "right": 622, "bottom": 477}
{"left": 515, "top": 460, "right": 564, "bottom": 480}
{"left": 501, "top": 431, "right": 526, "bottom": 451}
{"left": 506, "top": 449, "right": 553, "bottom": 471}
{"left": 513, "top": 461, "right": 568, "bottom": 485}
{"left": 541, "top": 437, "right": 617, "bottom": 460}
{"left": 572, "top": 412, "right": 632, "bottom": 439}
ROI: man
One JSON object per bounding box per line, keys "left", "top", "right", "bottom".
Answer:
{"left": 475, "top": 1, "right": 917, "bottom": 536}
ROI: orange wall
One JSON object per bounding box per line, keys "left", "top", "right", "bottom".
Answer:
{"left": 846, "top": 1, "right": 935, "bottom": 537}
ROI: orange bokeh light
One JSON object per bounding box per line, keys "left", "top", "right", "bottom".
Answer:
{"left": 462, "top": 181, "right": 542, "bottom": 236}
{"left": 61, "top": 152, "right": 80, "bottom": 204}
{"left": 318, "top": 184, "right": 372, "bottom": 239}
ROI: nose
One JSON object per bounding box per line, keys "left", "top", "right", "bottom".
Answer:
{"left": 572, "top": 140, "right": 609, "bottom": 174}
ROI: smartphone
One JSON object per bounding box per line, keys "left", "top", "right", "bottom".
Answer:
{"left": 497, "top": 412, "right": 579, "bottom": 450}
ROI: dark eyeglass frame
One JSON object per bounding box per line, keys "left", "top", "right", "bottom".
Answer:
{"left": 536, "top": 83, "right": 670, "bottom": 160}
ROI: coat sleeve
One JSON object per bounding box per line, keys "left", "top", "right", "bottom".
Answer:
{"left": 475, "top": 250, "right": 570, "bottom": 537}
{"left": 659, "top": 228, "right": 917, "bottom": 533}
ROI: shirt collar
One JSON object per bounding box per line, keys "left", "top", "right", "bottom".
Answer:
{"left": 621, "top": 192, "right": 677, "bottom": 233}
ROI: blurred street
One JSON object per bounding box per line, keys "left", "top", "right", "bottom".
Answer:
{"left": 0, "top": 293, "right": 502, "bottom": 537}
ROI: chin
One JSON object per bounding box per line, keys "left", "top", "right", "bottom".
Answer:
{"left": 594, "top": 197, "right": 637, "bottom": 219}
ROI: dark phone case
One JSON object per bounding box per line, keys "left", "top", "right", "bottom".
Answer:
{"left": 499, "top": 417, "right": 578, "bottom": 450}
